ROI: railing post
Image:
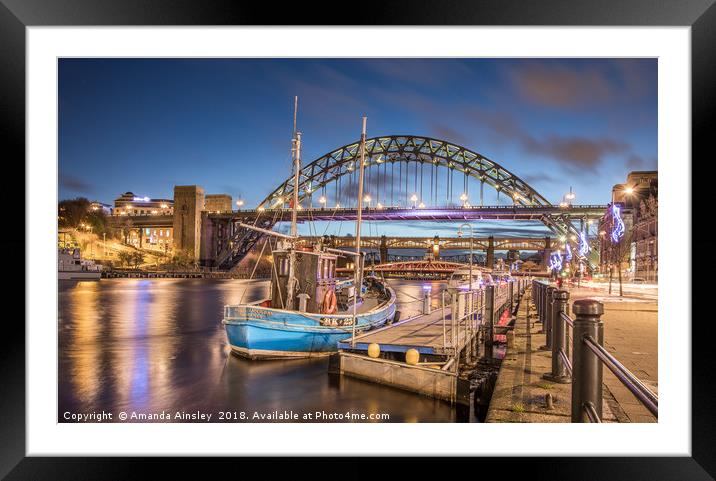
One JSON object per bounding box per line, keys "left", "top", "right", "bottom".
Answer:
{"left": 543, "top": 289, "right": 571, "bottom": 383}
{"left": 483, "top": 284, "right": 495, "bottom": 360}
{"left": 422, "top": 288, "right": 431, "bottom": 315}
{"left": 571, "top": 299, "right": 605, "bottom": 423}
{"left": 540, "top": 286, "right": 556, "bottom": 350}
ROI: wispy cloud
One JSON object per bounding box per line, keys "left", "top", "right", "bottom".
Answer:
{"left": 59, "top": 173, "right": 93, "bottom": 194}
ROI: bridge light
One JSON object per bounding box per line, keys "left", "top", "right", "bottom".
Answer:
{"left": 364, "top": 195, "right": 372, "bottom": 203}
{"left": 570, "top": 235, "right": 577, "bottom": 241}
{"left": 258, "top": 206, "right": 266, "bottom": 211}
{"left": 236, "top": 199, "right": 245, "bottom": 207}
{"left": 459, "top": 192, "right": 468, "bottom": 202}
{"left": 160, "top": 203, "right": 168, "bottom": 209}
{"left": 410, "top": 194, "right": 418, "bottom": 202}
{"left": 376, "top": 202, "right": 383, "bottom": 209}
{"left": 335, "top": 203, "right": 341, "bottom": 208}
{"left": 318, "top": 196, "right": 327, "bottom": 204}
{"left": 418, "top": 202, "right": 425, "bottom": 208}
{"left": 559, "top": 201, "right": 568, "bottom": 208}
{"left": 559, "top": 235, "right": 566, "bottom": 242}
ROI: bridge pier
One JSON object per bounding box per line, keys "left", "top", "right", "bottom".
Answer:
{"left": 542, "top": 236, "right": 552, "bottom": 268}
{"left": 380, "top": 235, "right": 388, "bottom": 264}
{"left": 486, "top": 236, "right": 494, "bottom": 269}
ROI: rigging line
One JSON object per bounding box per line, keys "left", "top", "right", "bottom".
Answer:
{"left": 391, "top": 160, "right": 394, "bottom": 206}
{"left": 413, "top": 161, "right": 417, "bottom": 195}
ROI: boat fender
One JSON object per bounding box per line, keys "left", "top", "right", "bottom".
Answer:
{"left": 322, "top": 289, "right": 338, "bottom": 314}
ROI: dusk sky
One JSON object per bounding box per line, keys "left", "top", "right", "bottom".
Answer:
{"left": 59, "top": 58, "right": 657, "bottom": 237}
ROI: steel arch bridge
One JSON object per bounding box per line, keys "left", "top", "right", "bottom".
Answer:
{"left": 258, "top": 135, "right": 551, "bottom": 210}
{"left": 205, "top": 135, "right": 607, "bottom": 270}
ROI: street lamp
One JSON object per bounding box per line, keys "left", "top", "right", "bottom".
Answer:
{"left": 364, "top": 194, "right": 372, "bottom": 208}
{"left": 457, "top": 223, "right": 475, "bottom": 291}
{"left": 459, "top": 192, "right": 468, "bottom": 207}
{"left": 410, "top": 193, "right": 418, "bottom": 208}
{"left": 236, "top": 199, "right": 245, "bottom": 208}
{"left": 318, "top": 195, "right": 327, "bottom": 207}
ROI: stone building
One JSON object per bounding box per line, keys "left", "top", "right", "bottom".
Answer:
{"left": 204, "top": 194, "right": 233, "bottom": 213}
{"left": 600, "top": 171, "right": 657, "bottom": 281}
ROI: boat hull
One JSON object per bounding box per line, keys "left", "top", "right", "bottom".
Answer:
{"left": 223, "top": 293, "right": 396, "bottom": 360}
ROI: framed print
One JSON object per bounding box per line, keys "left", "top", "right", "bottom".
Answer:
{"left": 3, "top": 0, "right": 713, "bottom": 478}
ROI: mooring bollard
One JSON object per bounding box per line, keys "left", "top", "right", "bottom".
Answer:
{"left": 571, "top": 299, "right": 605, "bottom": 423}
{"left": 483, "top": 284, "right": 495, "bottom": 360}
{"left": 543, "top": 289, "right": 571, "bottom": 383}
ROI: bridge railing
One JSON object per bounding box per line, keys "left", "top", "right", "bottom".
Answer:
{"left": 531, "top": 280, "right": 658, "bottom": 422}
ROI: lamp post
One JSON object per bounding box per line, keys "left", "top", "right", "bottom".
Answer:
{"left": 457, "top": 223, "right": 474, "bottom": 291}
{"left": 410, "top": 193, "right": 418, "bottom": 209}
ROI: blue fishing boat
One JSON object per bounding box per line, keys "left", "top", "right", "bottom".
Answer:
{"left": 223, "top": 104, "right": 397, "bottom": 359}
{"left": 223, "top": 249, "right": 397, "bottom": 359}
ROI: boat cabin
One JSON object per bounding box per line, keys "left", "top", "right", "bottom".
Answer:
{"left": 270, "top": 249, "right": 338, "bottom": 313}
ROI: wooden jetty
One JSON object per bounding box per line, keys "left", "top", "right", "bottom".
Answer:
{"left": 333, "top": 279, "right": 527, "bottom": 405}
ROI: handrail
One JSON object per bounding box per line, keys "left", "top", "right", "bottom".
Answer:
{"left": 558, "top": 348, "right": 572, "bottom": 375}
{"left": 560, "top": 311, "right": 573, "bottom": 328}
{"left": 583, "top": 402, "right": 602, "bottom": 423}
{"left": 583, "top": 335, "right": 658, "bottom": 417}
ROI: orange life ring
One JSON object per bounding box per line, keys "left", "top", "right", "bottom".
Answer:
{"left": 322, "top": 289, "right": 337, "bottom": 314}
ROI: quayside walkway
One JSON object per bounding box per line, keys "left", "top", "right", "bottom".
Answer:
{"left": 487, "top": 281, "right": 658, "bottom": 423}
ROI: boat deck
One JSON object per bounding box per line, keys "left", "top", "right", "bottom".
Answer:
{"left": 337, "top": 292, "right": 384, "bottom": 315}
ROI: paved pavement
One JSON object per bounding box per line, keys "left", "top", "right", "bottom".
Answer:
{"left": 567, "top": 284, "right": 658, "bottom": 423}
{"left": 487, "top": 283, "right": 658, "bottom": 423}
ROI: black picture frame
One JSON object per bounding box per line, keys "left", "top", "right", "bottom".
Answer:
{"left": 2, "top": 0, "right": 712, "bottom": 478}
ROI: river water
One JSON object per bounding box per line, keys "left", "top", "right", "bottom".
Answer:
{"left": 58, "top": 278, "right": 458, "bottom": 422}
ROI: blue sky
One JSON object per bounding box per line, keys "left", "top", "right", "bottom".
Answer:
{"left": 59, "top": 58, "right": 656, "bottom": 237}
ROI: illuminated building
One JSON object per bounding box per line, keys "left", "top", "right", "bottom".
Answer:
{"left": 113, "top": 192, "right": 174, "bottom": 216}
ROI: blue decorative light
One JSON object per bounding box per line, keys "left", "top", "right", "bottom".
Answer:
{"left": 611, "top": 203, "right": 625, "bottom": 243}
{"left": 579, "top": 229, "right": 589, "bottom": 257}
{"left": 565, "top": 243, "right": 573, "bottom": 262}
{"left": 548, "top": 251, "right": 562, "bottom": 272}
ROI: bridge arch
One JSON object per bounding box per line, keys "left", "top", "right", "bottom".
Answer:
{"left": 258, "top": 135, "right": 552, "bottom": 210}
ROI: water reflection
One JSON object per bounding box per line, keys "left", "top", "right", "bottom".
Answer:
{"left": 59, "top": 278, "right": 455, "bottom": 422}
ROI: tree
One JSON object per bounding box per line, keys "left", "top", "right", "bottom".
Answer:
{"left": 131, "top": 252, "right": 145, "bottom": 269}
{"left": 58, "top": 197, "right": 111, "bottom": 237}
{"left": 117, "top": 251, "right": 134, "bottom": 267}
{"left": 607, "top": 230, "right": 633, "bottom": 297}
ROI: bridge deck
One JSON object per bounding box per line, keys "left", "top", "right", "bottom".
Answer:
{"left": 338, "top": 306, "right": 477, "bottom": 356}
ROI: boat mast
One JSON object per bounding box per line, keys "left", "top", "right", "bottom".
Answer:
{"left": 287, "top": 96, "right": 301, "bottom": 310}
{"left": 290, "top": 95, "right": 300, "bottom": 237}
{"left": 352, "top": 116, "right": 367, "bottom": 344}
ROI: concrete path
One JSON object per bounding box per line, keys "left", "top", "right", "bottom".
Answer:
{"left": 567, "top": 285, "right": 658, "bottom": 423}
{"left": 486, "top": 294, "right": 617, "bottom": 423}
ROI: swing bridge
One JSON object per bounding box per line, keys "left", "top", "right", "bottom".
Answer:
{"left": 200, "top": 135, "right": 610, "bottom": 270}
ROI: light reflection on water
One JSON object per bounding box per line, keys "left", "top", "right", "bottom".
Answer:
{"left": 59, "top": 278, "right": 455, "bottom": 422}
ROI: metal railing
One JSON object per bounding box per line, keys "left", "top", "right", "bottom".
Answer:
{"left": 532, "top": 280, "right": 658, "bottom": 422}
{"left": 432, "top": 278, "right": 528, "bottom": 372}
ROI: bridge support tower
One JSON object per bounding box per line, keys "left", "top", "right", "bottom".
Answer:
{"left": 173, "top": 185, "right": 205, "bottom": 260}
